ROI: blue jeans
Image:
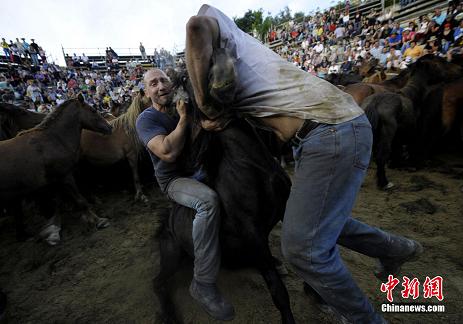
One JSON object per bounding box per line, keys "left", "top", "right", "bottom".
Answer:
{"left": 281, "top": 114, "right": 390, "bottom": 323}
{"left": 167, "top": 177, "right": 221, "bottom": 284}
{"left": 31, "top": 53, "right": 39, "bottom": 65}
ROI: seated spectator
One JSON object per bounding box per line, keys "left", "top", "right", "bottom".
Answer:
{"left": 403, "top": 40, "right": 424, "bottom": 61}
{"left": 388, "top": 31, "right": 402, "bottom": 48}
{"left": 386, "top": 46, "right": 402, "bottom": 70}
{"left": 378, "top": 46, "right": 389, "bottom": 66}
{"left": 370, "top": 41, "right": 383, "bottom": 59}
{"left": 432, "top": 8, "right": 447, "bottom": 26}
{"left": 454, "top": 19, "right": 463, "bottom": 41}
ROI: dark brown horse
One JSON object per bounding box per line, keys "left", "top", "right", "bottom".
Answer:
{"left": 363, "top": 57, "right": 463, "bottom": 189}
{"left": 80, "top": 92, "right": 152, "bottom": 202}
{"left": 0, "top": 95, "right": 112, "bottom": 244}
{"left": 0, "top": 103, "right": 45, "bottom": 140}
{"left": 153, "top": 71, "right": 295, "bottom": 323}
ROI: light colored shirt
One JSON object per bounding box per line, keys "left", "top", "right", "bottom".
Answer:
{"left": 198, "top": 5, "right": 363, "bottom": 124}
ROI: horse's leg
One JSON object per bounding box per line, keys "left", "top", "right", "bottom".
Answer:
{"left": 253, "top": 237, "right": 295, "bottom": 324}
{"left": 153, "top": 231, "right": 184, "bottom": 324}
{"left": 376, "top": 119, "right": 397, "bottom": 190}
{"left": 61, "top": 175, "right": 110, "bottom": 229}
{"left": 126, "top": 152, "right": 148, "bottom": 203}
{"left": 35, "top": 190, "right": 62, "bottom": 246}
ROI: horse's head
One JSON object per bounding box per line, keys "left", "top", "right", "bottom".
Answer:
{"left": 75, "top": 93, "right": 112, "bottom": 135}
{"left": 208, "top": 48, "right": 237, "bottom": 106}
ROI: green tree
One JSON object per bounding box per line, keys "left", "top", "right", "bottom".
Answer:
{"left": 294, "top": 11, "right": 305, "bottom": 22}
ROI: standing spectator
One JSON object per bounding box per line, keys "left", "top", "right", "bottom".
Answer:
{"left": 38, "top": 47, "right": 47, "bottom": 63}
{"left": 15, "top": 38, "right": 25, "bottom": 58}
{"left": 81, "top": 53, "right": 90, "bottom": 67}
{"left": 109, "top": 47, "right": 118, "bottom": 59}
{"left": 29, "top": 39, "right": 40, "bottom": 66}
{"left": 21, "top": 38, "right": 30, "bottom": 58}
{"left": 139, "top": 42, "right": 147, "bottom": 60}
{"left": 1, "top": 38, "right": 10, "bottom": 58}
{"left": 9, "top": 40, "right": 21, "bottom": 63}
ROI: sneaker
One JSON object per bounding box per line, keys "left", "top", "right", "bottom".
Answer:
{"left": 375, "top": 238, "right": 424, "bottom": 281}
{"left": 189, "top": 279, "right": 235, "bottom": 321}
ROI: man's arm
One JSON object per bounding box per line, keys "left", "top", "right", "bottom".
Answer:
{"left": 185, "top": 15, "right": 220, "bottom": 117}
{"left": 147, "top": 101, "right": 188, "bottom": 163}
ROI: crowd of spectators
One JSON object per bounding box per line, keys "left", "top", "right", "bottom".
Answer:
{"left": 2, "top": 1, "right": 463, "bottom": 115}
{"left": 267, "top": 0, "right": 463, "bottom": 78}
{"left": 0, "top": 60, "right": 147, "bottom": 114}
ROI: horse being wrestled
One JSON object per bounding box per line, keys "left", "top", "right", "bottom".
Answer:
{"left": 0, "top": 95, "right": 112, "bottom": 244}
{"left": 152, "top": 71, "right": 296, "bottom": 324}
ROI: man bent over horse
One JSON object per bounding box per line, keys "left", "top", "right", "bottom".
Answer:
{"left": 185, "top": 4, "right": 423, "bottom": 323}
{"left": 135, "top": 69, "right": 234, "bottom": 321}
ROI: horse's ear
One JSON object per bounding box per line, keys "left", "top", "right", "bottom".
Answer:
{"left": 77, "top": 92, "right": 85, "bottom": 104}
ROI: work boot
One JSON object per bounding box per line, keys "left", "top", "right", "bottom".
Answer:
{"left": 375, "top": 237, "right": 424, "bottom": 281}
{"left": 189, "top": 279, "right": 235, "bottom": 321}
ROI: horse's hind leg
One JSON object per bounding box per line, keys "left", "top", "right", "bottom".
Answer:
{"left": 60, "top": 175, "right": 110, "bottom": 229}
{"left": 35, "top": 190, "right": 62, "bottom": 245}
{"left": 153, "top": 232, "right": 184, "bottom": 324}
{"left": 254, "top": 238, "right": 295, "bottom": 324}
{"left": 376, "top": 120, "right": 397, "bottom": 190}
{"left": 127, "top": 153, "right": 148, "bottom": 203}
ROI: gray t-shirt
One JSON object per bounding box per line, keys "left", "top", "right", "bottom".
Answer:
{"left": 198, "top": 4, "right": 363, "bottom": 124}
{"left": 136, "top": 107, "right": 184, "bottom": 192}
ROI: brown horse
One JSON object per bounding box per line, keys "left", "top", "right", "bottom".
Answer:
{"left": 358, "top": 58, "right": 388, "bottom": 84}
{"left": 441, "top": 78, "right": 463, "bottom": 136}
{"left": 0, "top": 103, "right": 45, "bottom": 140}
{"left": 345, "top": 55, "right": 463, "bottom": 106}
{"left": 0, "top": 95, "right": 112, "bottom": 244}
{"left": 344, "top": 68, "right": 410, "bottom": 105}
{"left": 80, "top": 92, "right": 152, "bottom": 202}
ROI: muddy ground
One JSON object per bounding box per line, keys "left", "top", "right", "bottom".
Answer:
{"left": 1, "top": 153, "right": 463, "bottom": 324}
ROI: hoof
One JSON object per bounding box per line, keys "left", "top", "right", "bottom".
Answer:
{"left": 96, "top": 217, "right": 110, "bottom": 230}
{"left": 381, "top": 182, "right": 395, "bottom": 190}
{"left": 136, "top": 193, "right": 149, "bottom": 204}
{"left": 39, "top": 225, "right": 61, "bottom": 246}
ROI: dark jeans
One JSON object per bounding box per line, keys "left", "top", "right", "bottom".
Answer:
{"left": 281, "top": 114, "right": 393, "bottom": 323}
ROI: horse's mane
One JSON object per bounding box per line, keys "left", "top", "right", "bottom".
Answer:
{"left": 110, "top": 94, "right": 151, "bottom": 155}
{"left": 18, "top": 100, "right": 76, "bottom": 136}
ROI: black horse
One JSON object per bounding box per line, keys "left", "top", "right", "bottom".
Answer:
{"left": 152, "top": 74, "right": 295, "bottom": 323}
{"left": 363, "top": 55, "right": 463, "bottom": 189}
{"left": 0, "top": 102, "right": 45, "bottom": 140}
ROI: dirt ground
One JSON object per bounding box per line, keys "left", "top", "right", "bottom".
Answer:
{"left": 1, "top": 152, "right": 463, "bottom": 324}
